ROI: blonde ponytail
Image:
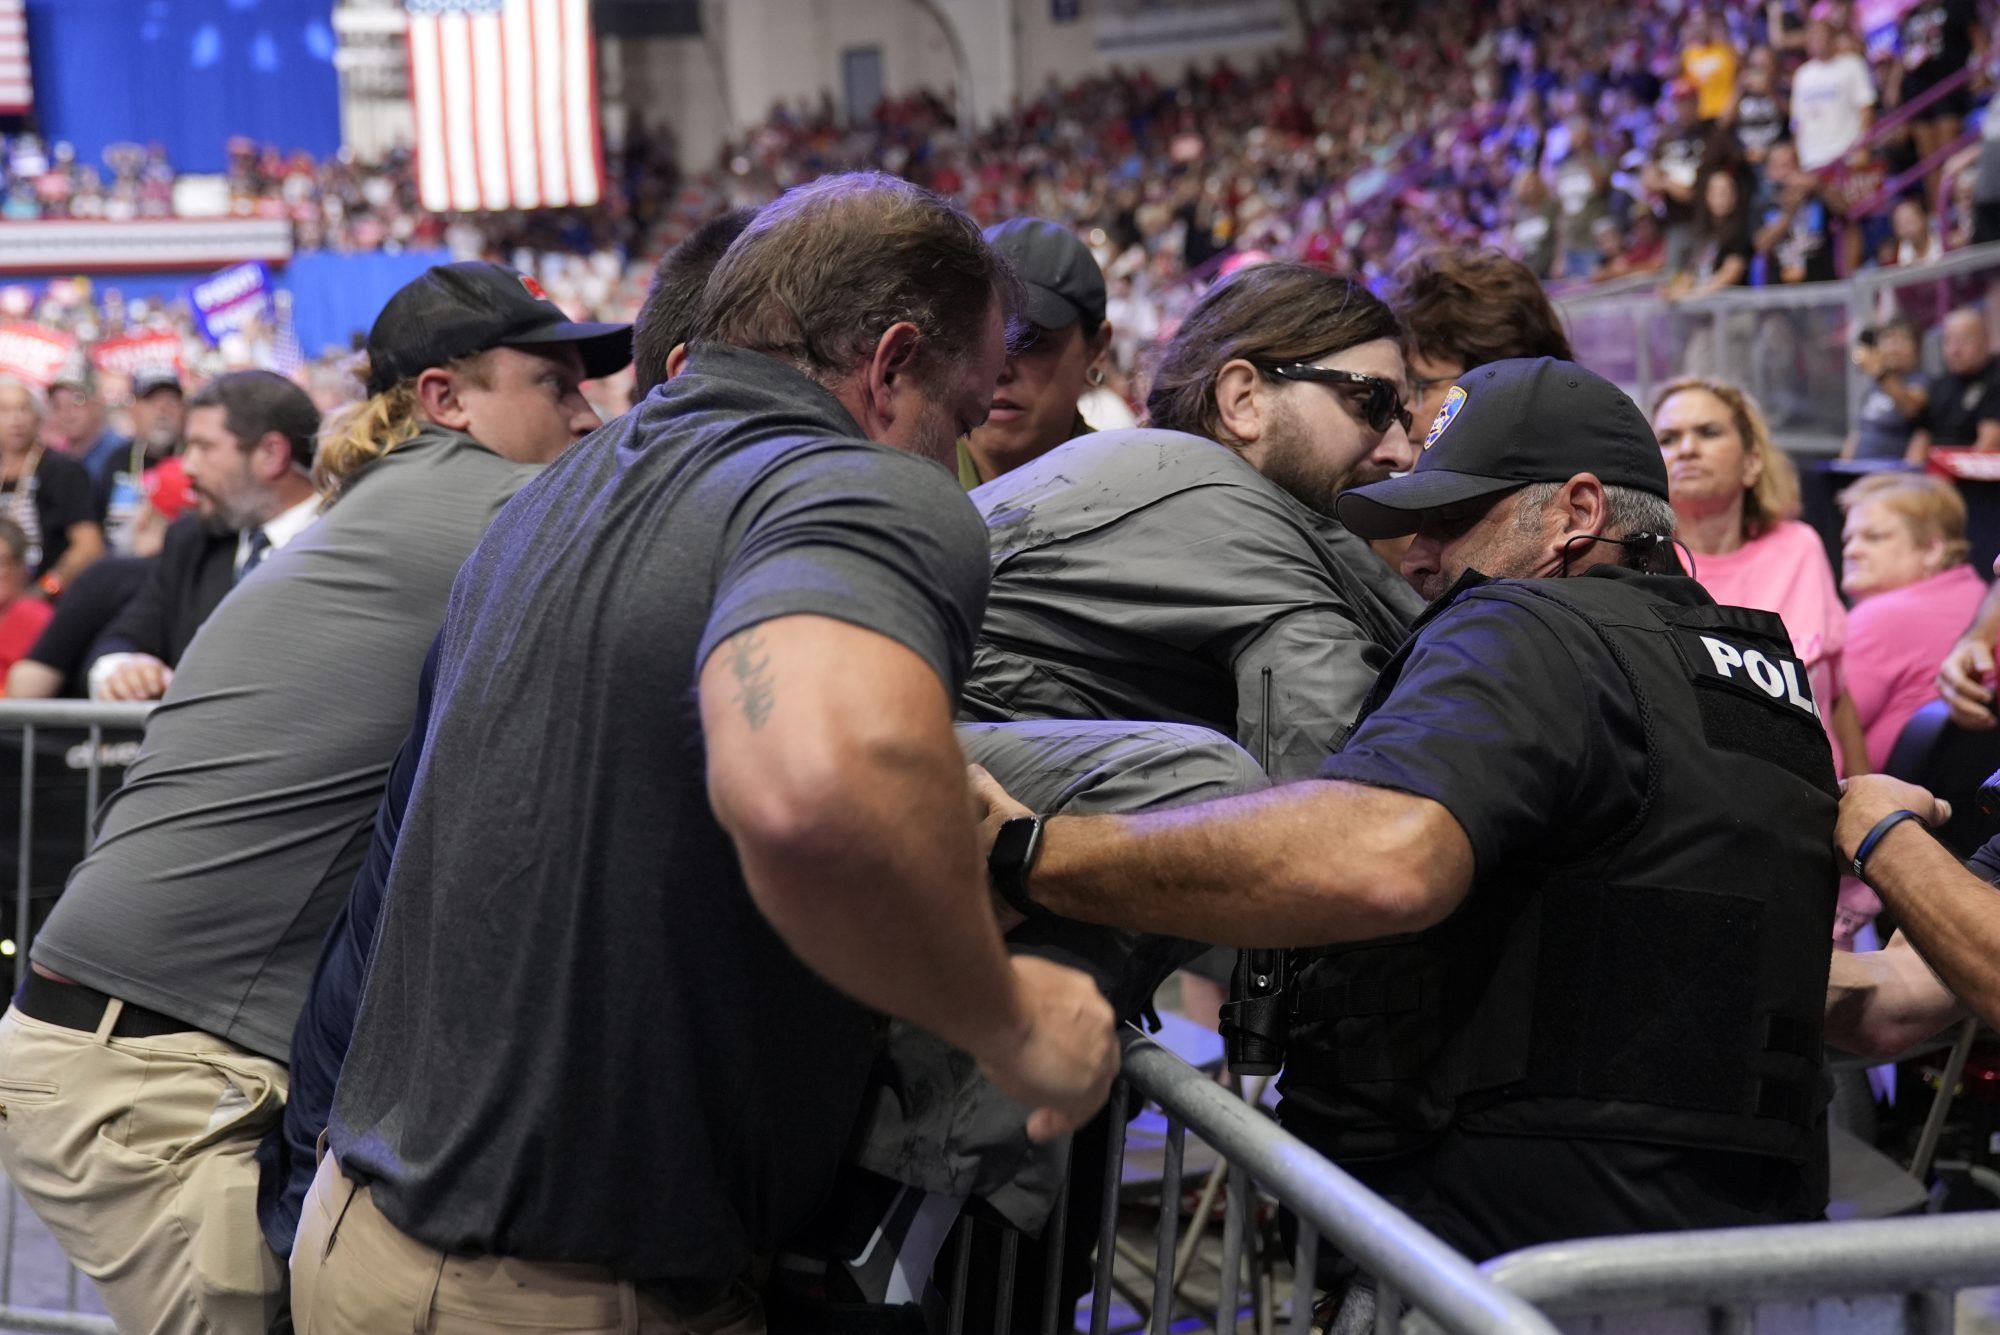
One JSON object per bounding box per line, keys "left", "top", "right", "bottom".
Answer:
{"left": 313, "top": 382, "right": 423, "bottom": 500}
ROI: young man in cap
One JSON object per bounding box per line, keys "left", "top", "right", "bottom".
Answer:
{"left": 973, "top": 358, "right": 1841, "bottom": 1266}
{"left": 48, "top": 369, "right": 127, "bottom": 483}
{"left": 0, "top": 262, "right": 628, "bottom": 1335}
{"left": 98, "top": 366, "right": 187, "bottom": 555}
{"left": 957, "top": 216, "right": 1114, "bottom": 487}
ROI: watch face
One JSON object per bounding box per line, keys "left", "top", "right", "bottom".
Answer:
{"left": 991, "top": 816, "right": 1039, "bottom": 873}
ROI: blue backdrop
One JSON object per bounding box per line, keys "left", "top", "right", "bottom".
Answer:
{"left": 23, "top": 0, "right": 340, "bottom": 172}
{"left": 282, "top": 250, "right": 451, "bottom": 354}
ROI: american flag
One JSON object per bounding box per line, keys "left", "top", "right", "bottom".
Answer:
{"left": 403, "top": 0, "right": 603, "bottom": 213}
{"left": 0, "top": 0, "right": 31, "bottom": 116}
{"left": 269, "top": 291, "right": 305, "bottom": 380}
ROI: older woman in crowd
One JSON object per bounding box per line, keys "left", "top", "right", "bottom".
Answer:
{"left": 0, "top": 378, "right": 103, "bottom": 593}
{"left": 1839, "top": 473, "right": 1987, "bottom": 768}
{"left": 1834, "top": 474, "right": 1987, "bottom": 949}
{"left": 1653, "top": 376, "right": 1866, "bottom": 775}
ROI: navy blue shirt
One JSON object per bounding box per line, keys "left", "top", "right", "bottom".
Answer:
{"left": 1310, "top": 567, "right": 1823, "bottom": 1259}
{"left": 254, "top": 639, "right": 436, "bottom": 1255}
{"left": 1970, "top": 834, "right": 2000, "bottom": 884}
{"left": 325, "top": 345, "right": 989, "bottom": 1284}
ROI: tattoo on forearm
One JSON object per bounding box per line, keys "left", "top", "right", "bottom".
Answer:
{"left": 727, "top": 631, "right": 776, "bottom": 730}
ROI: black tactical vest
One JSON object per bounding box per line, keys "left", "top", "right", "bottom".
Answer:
{"left": 1278, "top": 569, "right": 1839, "bottom": 1167}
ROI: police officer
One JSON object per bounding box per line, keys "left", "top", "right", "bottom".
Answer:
{"left": 972, "top": 358, "right": 1840, "bottom": 1260}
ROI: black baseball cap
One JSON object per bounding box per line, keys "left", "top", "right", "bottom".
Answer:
{"left": 133, "top": 367, "right": 182, "bottom": 398}
{"left": 983, "top": 218, "right": 1107, "bottom": 333}
{"left": 1335, "top": 357, "right": 1669, "bottom": 540}
{"left": 364, "top": 261, "right": 632, "bottom": 395}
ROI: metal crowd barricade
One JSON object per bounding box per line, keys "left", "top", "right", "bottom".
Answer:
{"left": 1481, "top": 1212, "right": 2000, "bottom": 1335}
{"left": 947, "top": 1027, "right": 2000, "bottom": 1335}
{"left": 0, "top": 699, "right": 152, "bottom": 1335}
{"left": 1553, "top": 240, "right": 2000, "bottom": 454}
{"left": 943, "top": 1026, "right": 1560, "bottom": 1335}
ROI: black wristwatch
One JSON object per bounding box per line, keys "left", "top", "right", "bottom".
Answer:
{"left": 988, "top": 815, "right": 1047, "bottom": 918}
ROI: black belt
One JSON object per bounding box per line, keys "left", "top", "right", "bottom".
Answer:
{"left": 11, "top": 970, "right": 195, "bottom": 1039}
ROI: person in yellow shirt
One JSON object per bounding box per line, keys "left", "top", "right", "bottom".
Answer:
{"left": 1683, "top": 10, "right": 1741, "bottom": 121}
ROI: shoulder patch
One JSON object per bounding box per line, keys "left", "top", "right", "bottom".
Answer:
{"left": 1672, "top": 626, "right": 1821, "bottom": 721}
{"left": 1424, "top": 386, "right": 1467, "bottom": 449}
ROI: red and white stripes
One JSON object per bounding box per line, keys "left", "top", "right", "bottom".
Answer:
{"left": 405, "top": 0, "right": 602, "bottom": 214}
{"left": 0, "top": 0, "right": 32, "bottom": 117}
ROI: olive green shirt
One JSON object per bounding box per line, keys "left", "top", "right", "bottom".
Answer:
{"left": 956, "top": 411, "right": 1094, "bottom": 489}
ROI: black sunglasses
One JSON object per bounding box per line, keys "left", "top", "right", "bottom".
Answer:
{"left": 1263, "top": 364, "right": 1414, "bottom": 437}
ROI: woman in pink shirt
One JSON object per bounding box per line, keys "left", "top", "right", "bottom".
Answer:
{"left": 1654, "top": 376, "right": 1866, "bottom": 775}
{"left": 1838, "top": 472, "right": 1986, "bottom": 768}
{"left": 1833, "top": 473, "right": 1986, "bottom": 950}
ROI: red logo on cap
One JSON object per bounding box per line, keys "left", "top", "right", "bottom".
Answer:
{"left": 518, "top": 274, "right": 550, "bottom": 301}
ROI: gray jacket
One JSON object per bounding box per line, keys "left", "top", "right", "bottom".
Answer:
{"left": 847, "top": 430, "right": 1425, "bottom": 1238}
{"left": 964, "top": 428, "right": 1419, "bottom": 780}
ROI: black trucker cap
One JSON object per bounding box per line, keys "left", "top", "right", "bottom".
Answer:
{"left": 132, "top": 367, "right": 183, "bottom": 398}
{"left": 1334, "top": 357, "right": 1669, "bottom": 540}
{"left": 364, "top": 261, "right": 632, "bottom": 395}
{"left": 983, "top": 217, "right": 1107, "bottom": 333}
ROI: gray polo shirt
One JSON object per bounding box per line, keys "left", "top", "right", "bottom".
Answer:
{"left": 33, "top": 426, "right": 536, "bottom": 1060}
{"left": 964, "top": 428, "right": 1419, "bottom": 780}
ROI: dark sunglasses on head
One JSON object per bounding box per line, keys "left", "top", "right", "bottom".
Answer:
{"left": 1263, "top": 364, "right": 1414, "bottom": 437}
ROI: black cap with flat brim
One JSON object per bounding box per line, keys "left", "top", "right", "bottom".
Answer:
{"left": 983, "top": 217, "right": 1107, "bottom": 333}
{"left": 1334, "top": 357, "right": 1669, "bottom": 540}
{"left": 503, "top": 317, "right": 634, "bottom": 381}
{"left": 364, "top": 261, "right": 633, "bottom": 395}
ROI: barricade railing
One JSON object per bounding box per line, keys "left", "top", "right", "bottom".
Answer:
{"left": 1, "top": 699, "right": 1997, "bottom": 1335}
{"left": 943, "top": 1026, "right": 1561, "bottom": 1335}
{"left": 1480, "top": 1211, "right": 2000, "bottom": 1335}
{"left": 950, "top": 1024, "right": 2000, "bottom": 1335}
{"left": 1555, "top": 240, "right": 2000, "bottom": 451}
{"left": 0, "top": 700, "right": 150, "bottom": 1335}
{"left": 1, "top": 700, "right": 154, "bottom": 994}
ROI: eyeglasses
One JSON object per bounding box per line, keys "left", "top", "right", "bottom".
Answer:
{"left": 1262, "top": 364, "right": 1415, "bottom": 437}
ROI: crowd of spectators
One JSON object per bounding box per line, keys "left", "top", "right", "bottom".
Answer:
{"left": 5, "top": 0, "right": 1999, "bottom": 371}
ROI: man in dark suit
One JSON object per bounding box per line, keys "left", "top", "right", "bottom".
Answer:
{"left": 90, "top": 371, "right": 321, "bottom": 701}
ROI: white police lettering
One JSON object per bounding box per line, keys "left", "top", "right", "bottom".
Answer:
{"left": 1702, "top": 637, "right": 1742, "bottom": 676}
{"left": 1698, "top": 634, "right": 1821, "bottom": 720}
{"left": 1777, "top": 658, "right": 1816, "bottom": 714}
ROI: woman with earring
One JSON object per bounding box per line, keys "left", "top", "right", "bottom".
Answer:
{"left": 958, "top": 217, "right": 1117, "bottom": 487}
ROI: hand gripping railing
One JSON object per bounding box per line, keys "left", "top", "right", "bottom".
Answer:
{"left": 966, "top": 1028, "right": 1562, "bottom": 1335}
{"left": 1481, "top": 1212, "right": 2000, "bottom": 1335}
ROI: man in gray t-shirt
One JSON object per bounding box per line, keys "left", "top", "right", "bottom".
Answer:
{"left": 0, "top": 261, "right": 630, "bottom": 1335}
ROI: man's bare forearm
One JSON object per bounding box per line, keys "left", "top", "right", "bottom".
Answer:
{"left": 1028, "top": 781, "right": 1473, "bottom": 947}
{"left": 704, "top": 617, "right": 1027, "bottom": 1061}
{"left": 1862, "top": 822, "right": 2000, "bottom": 1031}
{"left": 1825, "top": 937, "right": 1963, "bottom": 1058}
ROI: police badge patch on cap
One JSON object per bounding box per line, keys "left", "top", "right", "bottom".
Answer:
{"left": 1424, "top": 385, "right": 1467, "bottom": 450}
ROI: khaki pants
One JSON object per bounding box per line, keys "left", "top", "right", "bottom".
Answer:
{"left": 0, "top": 1003, "right": 288, "bottom": 1335}
{"left": 291, "top": 1155, "right": 765, "bottom": 1335}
